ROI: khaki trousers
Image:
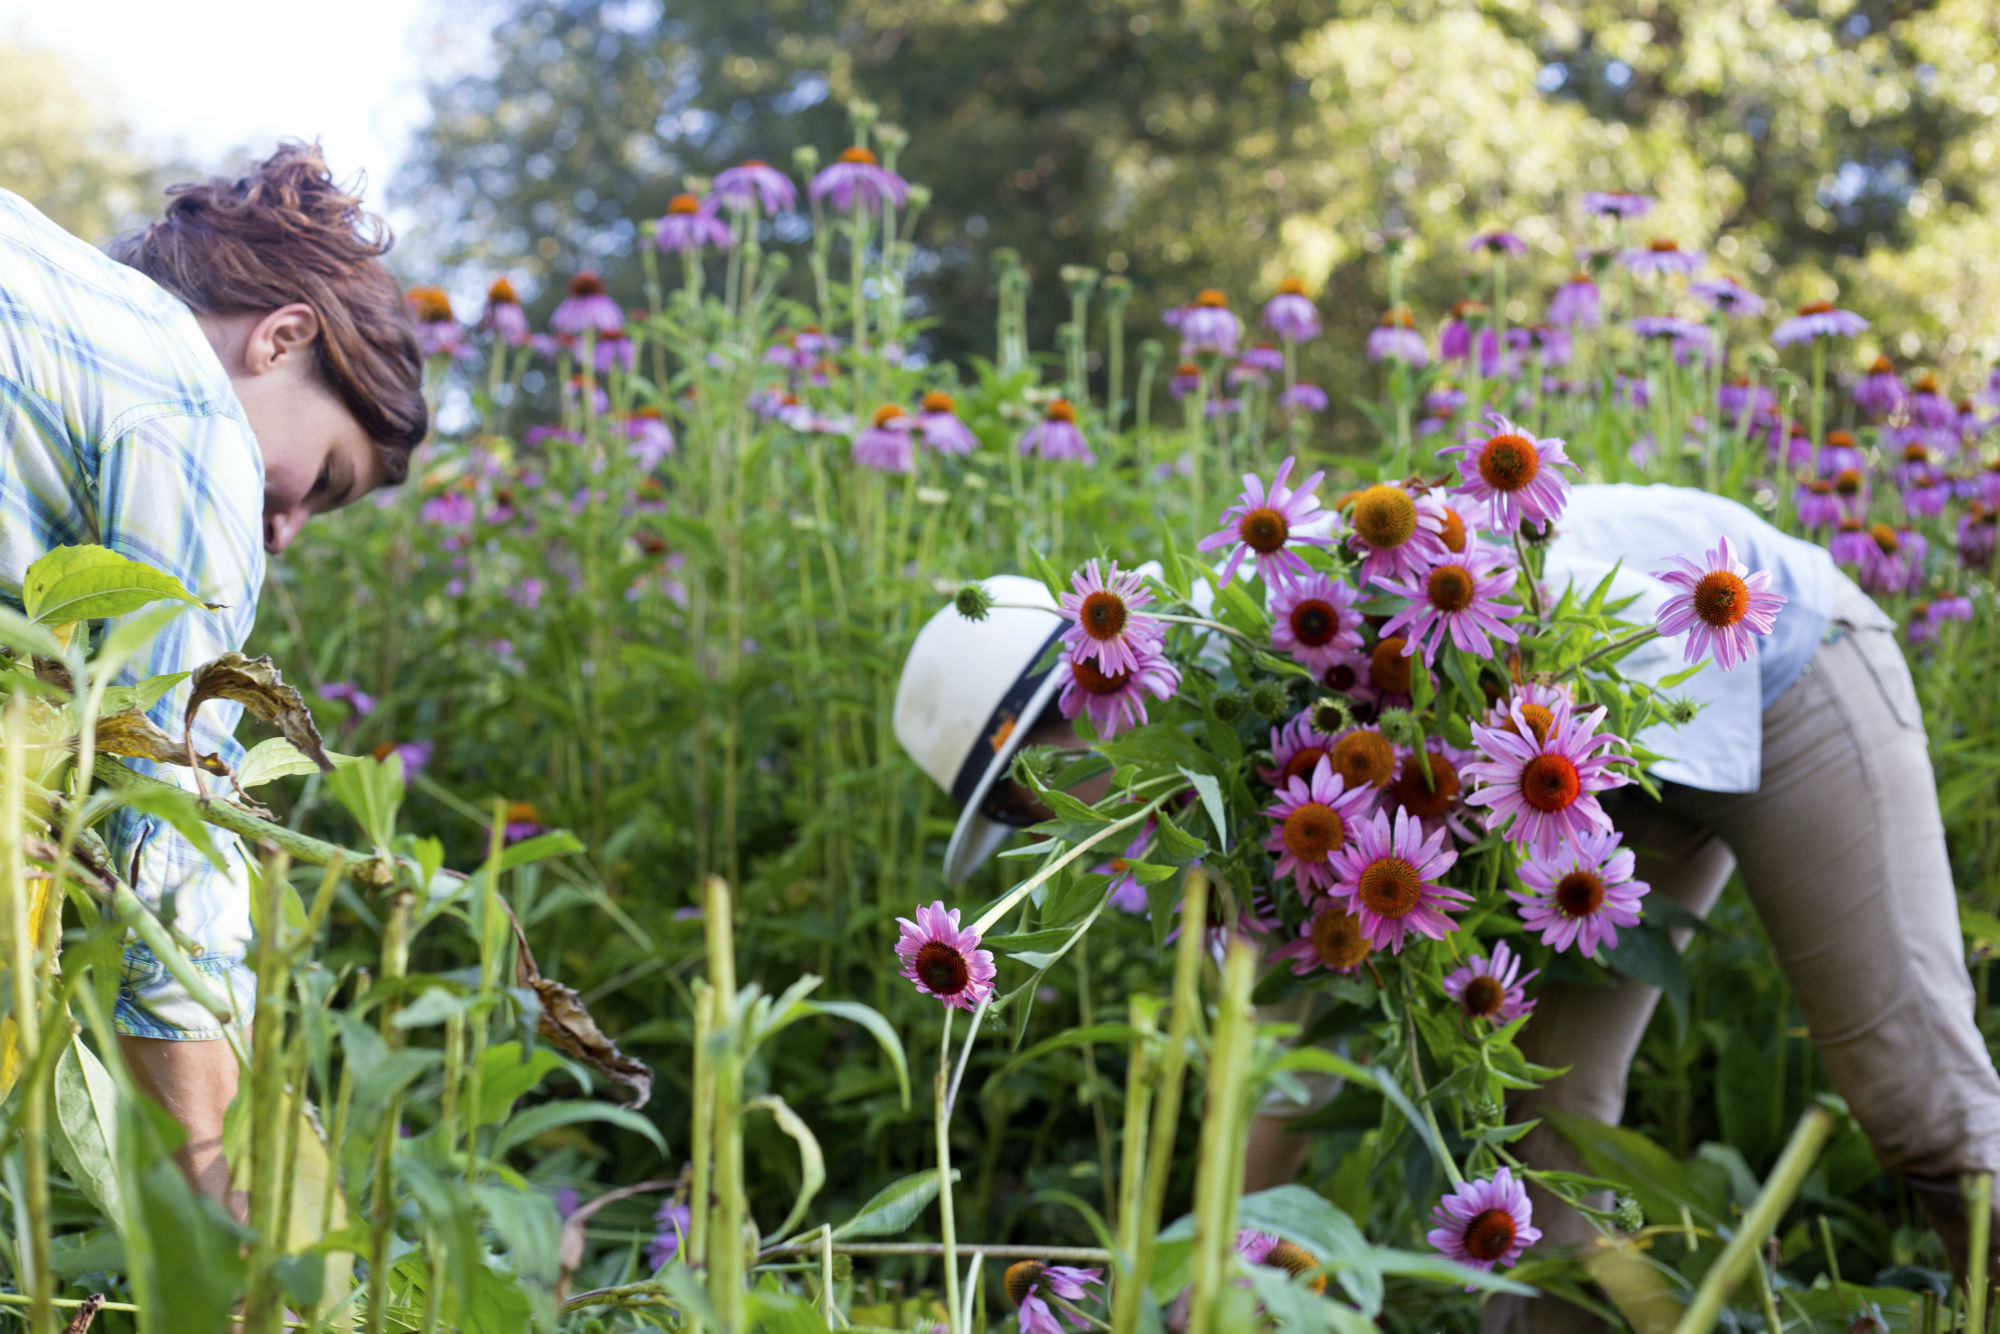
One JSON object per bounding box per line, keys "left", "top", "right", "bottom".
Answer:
{"left": 1486, "top": 600, "right": 2000, "bottom": 1332}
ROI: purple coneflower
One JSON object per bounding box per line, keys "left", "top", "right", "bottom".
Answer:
{"left": 852, "top": 404, "right": 916, "bottom": 474}
{"left": 1376, "top": 543, "right": 1521, "bottom": 665}
{"left": 1279, "top": 383, "right": 1329, "bottom": 412}
{"left": 421, "top": 490, "right": 476, "bottom": 529}
{"left": 625, "top": 409, "right": 675, "bottom": 468}
{"left": 1196, "top": 455, "right": 1333, "bottom": 586}
{"left": 1630, "top": 315, "right": 1709, "bottom": 344}
{"left": 1237, "top": 342, "right": 1286, "bottom": 374}
{"left": 1389, "top": 743, "right": 1474, "bottom": 845}
{"left": 1166, "top": 289, "right": 1241, "bottom": 356}
{"left": 1440, "top": 300, "right": 1486, "bottom": 362}
{"left": 1018, "top": 399, "right": 1093, "bottom": 463}
{"left": 1427, "top": 1169, "right": 1541, "bottom": 1275}
{"left": 1059, "top": 559, "right": 1164, "bottom": 678}
{"left": 1860, "top": 523, "right": 1926, "bottom": 596}
{"left": 1931, "top": 592, "right": 1974, "bottom": 626}
{"left": 1268, "top": 901, "right": 1374, "bottom": 977}
{"left": 1343, "top": 484, "right": 1450, "bottom": 588}
{"left": 1690, "top": 275, "right": 1764, "bottom": 318}
{"left": 1853, "top": 356, "right": 1904, "bottom": 420}
{"left": 406, "top": 286, "right": 464, "bottom": 359}
{"left": 1507, "top": 324, "right": 1572, "bottom": 367}
{"left": 1467, "top": 229, "right": 1528, "bottom": 257}
{"left": 1906, "top": 372, "right": 1956, "bottom": 430}
{"left": 1005, "top": 1262, "right": 1103, "bottom": 1334}
{"left": 502, "top": 802, "right": 545, "bottom": 844}
{"left": 1960, "top": 506, "right": 1997, "bottom": 569}
{"left": 550, "top": 272, "right": 625, "bottom": 337}
{"left": 1621, "top": 238, "right": 1704, "bottom": 277}
{"left": 655, "top": 193, "right": 733, "bottom": 254}
{"left": 593, "top": 329, "right": 637, "bottom": 374}
{"left": 1831, "top": 515, "right": 1874, "bottom": 567}
{"left": 895, "top": 902, "right": 997, "bottom": 1011}
{"left": 1583, "top": 191, "right": 1654, "bottom": 218}
{"left": 1823, "top": 431, "right": 1868, "bottom": 477}
{"left": 1439, "top": 414, "right": 1579, "bottom": 534}
{"left": 808, "top": 145, "right": 907, "bottom": 213}
{"left": 1366, "top": 307, "right": 1429, "bottom": 366}
{"left": 1096, "top": 826, "right": 1155, "bottom": 913}
{"left": 1258, "top": 713, "right": 1338, "bottom": 790}
{"left": 1325, "top": 807, "right": 1467, "bottom": 953}
{"left": 1261, "top": 757, "right": 1376, "bottom": 899}
{"left": 1796, "top": 478, "right": 1840, "bottom": 530}
{"left": 1512, "top": 828, "right": 1649, "bottom": 955}
{"left": 370, "top": 739, "right": 434, "bottom": 778}
{"left": 1546, "top": 272, "right": 1600, "bottom": 329}
{"left": 1464, "top": 694, "right": 1628, "bottom": 858}
{"left": 647, "top": 1200, "right": 693, "bottom": 1270}
{"left": 1773, "top": 300, "right": 1868, "bottom": 346}
{"left": 1262, "top": 277, "right": 1321, "bottom": 341}
{"left": 1057, "top": 642, "right": 1180, "bottom": 740}
{"left": 1443, "top": 940, "right": 1537, "bottom": 1024}
{"left": 712, "top": 158, "right": 797, "bottom": 214}
{"left": 916, "top": 390, "right": 977, "bottom": 454}
{"left": 1653, "top": 535, "right": 1787, "bottom": 671}
{"left": 479, "top": 277, "right": 531, "bottom": 346}
{"left": 321, "top": 681, "right": 376, "bottom": 716}
{"left": 1716, "top": 378, "right": 1774, "bottom": 428}
{"left": 1168, "top": 362, "right": 1204, "bottom": 400}
{"left": 1270, "top": 572, "right": 1364, "bottom": 673}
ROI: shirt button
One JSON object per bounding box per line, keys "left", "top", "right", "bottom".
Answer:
{"left": 118, "top": 987, "right": 135, "bottom": 1000}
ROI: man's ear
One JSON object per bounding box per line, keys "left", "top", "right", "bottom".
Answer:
{"left": 245, "top": 303, "right": 321, "bottom": 376}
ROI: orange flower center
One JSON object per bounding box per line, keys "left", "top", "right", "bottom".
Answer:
{"left": 668, "top": 193, "right": 701, "bottom": 214}
{"left": 922, "top": 390, "right": 955, "bottom": 413}
{"left": 1264, "top": 1240, "right": 1328, "bottom": 1294}
{"left": 1450, "top": 299, "right": 1487, "bottom": 318}
{"left": 1692, "top": 570, "right": 1749, "bottom": 628}
{"left": 1834, "top": 468, "right": 1863, "bottom": 496}
{"left": 1870, "top": 523, "right": 1900, "bottom": 555}
{"left": 1175, "top": 362, "right": 1202, "bottom": 378}
{"left": 1368, "top": 639, "right": 1414, "bottom": 697}
{"left": 1350, "top": 485, "right": 1418, "bottom": 548}
{"left": 839, "top": 145, "right": 879, "bottom": 165}
{"left": 1277, "top": 276, "right": 1308, "bottom": 296}
{"left": 1004, "top": 1261, "right": 1045, "bottom": 1306}
{"left": 1555, "top": 870, "right": 1606, "bottom": 917}
{"left": 1462, "top": 975, "right": 1505, "bottom": 1016}
{"left": 1393, "top": 752, "right": 1460, "bottom": 819}
{"left": 1807, "top": 479, "right": 1834, "bottom": 497}
{"left": 1869, "top": 356, "right": 1893, "bottom": 374}
{"left": 407, "top": 286, "right": 453, "bottom": 322}
{"left": 1825, "top": 429, "right": 1855, "bottom": 449}
{"left": 506, "top": 801, "right": 541, "bottom": 823}
{"left": 1503, "top": 702, "right": 1554, "bottom": 744}
{"left": 1798, "top": 300, "right": 1835, "bottom": 315}
{"left": 568, "top": 272, "right": 606, "bottom": 296}
{"left": 1289, "top": 599, "right": 1340, "bottom": 647}
{"left": 1914, "top": 373, "right": 1940, "bottom": 393}
{"left": 1310, "top": 910, "right": 1371, "bottom": 971}
{"left": 914, "top": 940, "right": 971, "bottom": 995}
{"left": 1357, "top": 857, "right": 1423, "bottom": 918}
{"left": 1196, "top": 288, "right": 1228, "bottom": 307}
{"left": 1463, "top": 1209, "right": 1518, "bottom": 1262}
{"left": 1903, "top": 442, "right": 1929, "bottom": 464}
{"left": 1238, "top": 506, "right": 1291, "bottom": 554}
{"left": 1519, "top": 754, "right": 1581, "bottom": 813}
{"left": 1439, "top": 506, "right": 1467, "bottom": 553}
{"left": 1070, "top": 658, "right": 1129, "bottom": 696}
{"left": 1427, "top": 564, "right": 1476, "bottom": 613}
{"left": 1079, "top": 590, "right": 1128, "bottom": 641}
{"left": 487, "top": 276, "right": 520, "bottom": 303}
{"left": 1647, "top": 238, "right": 1680, "bottom": 252}
{"left": 1478, "top": 434, "right": 1540, "bottom": 492}
{"left": 1331, "top": 729, "right": 1397, "bottom": 789}
{"left": 1281, "top": 745, "right": 1331, "bottom": 784}
{"left": 1046, "top": 399, "right": 1077, "bottom": 423}
{"left": 1380, "top": 306, "right": 1415, "bottom": 328}
{"left": 1281, "top": 803, "right": 1346, "bottom": 863}
{"left": 872, "top": 403, "right": 905, "bottom": 428}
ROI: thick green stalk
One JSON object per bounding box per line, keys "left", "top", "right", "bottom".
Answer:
{"left": 2, "top": 694, "right": 53, "bottom": 1334}
{"left": 936, "top": 1057, "right": 963, "bottom": 1333}
{"left": 1113, "top": 997, "right": 1158, "bottom": 1271}
{"left": 243, "top": 846, "right": 294, "bottom": 1333}
{"left": 364, "top": 888, "right": 415, "bottom": 1334}
{"left": 1188, "top": 942, "right": 1256, "bottom": 1334}
{"left": 1967, "top": 1173, "right": 1992, "bottom": 1334}
{"left": 702, "top": 876, "right": 745, "bottom": 1333}
{"left": 1672, "top": 1107, "right": 1833, "bottom": 1334}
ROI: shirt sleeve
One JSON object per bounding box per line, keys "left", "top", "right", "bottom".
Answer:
{"left": 92, "top": 407, "right": 267, "bottom": 955}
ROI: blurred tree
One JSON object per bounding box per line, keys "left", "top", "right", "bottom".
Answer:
{"left": 402, "top": 0, "right": 2000, "bottom": 412}
{"left": 0, "top": 43, "right": 162, "bottom": 243}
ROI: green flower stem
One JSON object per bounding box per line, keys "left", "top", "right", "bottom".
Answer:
{"left": 1113, "top": 996, "right": 1158, "bottom": 1273}
{"left": 1111, "top": 870, "right": 1210, "bottom": 1334}
{"left": 936, "top": 1009, "right": 963, "bottom": 1334}
{"left": 1808, "top": 337, "right": 1827, "bottom": 456}
{"left": 1187, "top": 941, "right": 1256, "bottom": 1334}
{"left": 1671, "top": 1107, "right": 1833, "bottom": 1334}
{"left": 967, "top": 783, "right": 1184, "bottom": 938}
{"left": 1187, "top": 376, "right": 1208, "bottom": 537}
{"left": 2, "top": 694, "right": 53, "bottom": 1334}
{"left": 363, "top": 887, "right": 415, "bottom": 1334}
{"left": 1966, "top": 1172, "right": 1992, "bottom": 1334}
{"left": 1558, "top": 627, "right": 1663, "bottom": 681}
{"left": 242, "top": 845, "right": 293, "bottom": 1334}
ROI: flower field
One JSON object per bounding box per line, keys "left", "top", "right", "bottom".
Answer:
{"left": 8, "top": 106, "right": 2000, "bottom": 1334}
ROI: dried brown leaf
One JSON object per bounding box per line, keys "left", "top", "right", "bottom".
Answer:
{"left": 33, "top": 657, "right": 74, "bottom": 694}
{"left": 186, "top": 652, "right": 333, "bottom": 773}
{"left": 509, "top": 910, "right": 654, "bottom": 1109}
{"left": 24, "top": 835, "right": 120, "bottom": 899}
{"left": 61, "top": 1295, "right": 104, "bottom": 1334}
{"left": 86, "top": 708, "right": 230, "bottom": 776}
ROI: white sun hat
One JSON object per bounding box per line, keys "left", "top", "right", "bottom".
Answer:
{"left": 894, "top": 574, "right": 1069, "bottom": 884}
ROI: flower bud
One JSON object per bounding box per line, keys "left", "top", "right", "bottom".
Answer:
{"left": 1210, "top": 689, "right": 1249, "bottom": 724}
{"left": 1249, "top": 681, "right": 1290, "bottom": 720}
{"left": 954, "top": 584, "right": 994, "bottom": 621}
{"left": 1613, "top": 1194, "right": 1645, "bottom": 1233}
{"left": 791, "top": 144, "right": 821, "bottom": 176}
{"left": 1311, "top": 696, "right": 1355, "bottom": 735}
{"left": 1663, "top": 694, "right": 1702, "bottom": 725}
{"left": 1375, "top": 707, "right": 1423, "bottom": 748}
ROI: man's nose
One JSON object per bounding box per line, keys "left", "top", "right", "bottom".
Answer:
{"left": 264, "top": 507, "right": 307, "bottom": 554}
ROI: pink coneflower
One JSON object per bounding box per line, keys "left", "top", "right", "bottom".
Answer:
{"left": 852, "top": 404, "right": 916, "bottom": 473}
{"left": 1630, "top": 314, "right": 1710, "bottom": 345}
{"left": 1796, "top": 478, "right": 1841, "bottom": 530}
{"left": 1366, "top": 307, "right": 1429, "bottom": 366}
{"left": 321, "top": 681, "right": 376, "bottom": 716}
{"left": 712, "top": 159, "right": 798, "bottom": 214}
{"left": 1261, "top": 757, "right": 1377, "bottom": 899}
{"left": 1057, "top": 643, "right": 1180, "bottom": 740}
{"left": 1263, "top": 277, "right": 1321, "bottom": 341}
{"left": 624, "top": 409, "right": 676, "bottom": 468}
{"left": 808, "top": 145, "right": 907, "bottom": 213}
{"left": 646, "top": 1200, "right": 693, "bottom": 1270}
{"left": 479, "top": 277, "right": 531, "bottom": 346}
{"left": 1059, "top": 559, "right": 1165, "bottom": 678}
{"left": 1439, "top": 413, "right": 1579, "bottom": 534}
{"left": 1097, "top": 825, "right": 1155, "bottom": 913}
{"left": 421, "top": 490, "right": 476, "bottom": 529}
{"left": 1267, "top": 900, "right": 1374, "bottom": 977}
{"left": 1507, "top": 323, "right": 1572, "bottom": 367}
{"left": 1773, "top": 300, "right": 1868, "bottom": 345}
{"left": 894, "top": 902, "right": 998, "bottom": 1011}
{"left": 1440, "top": 299, "right": 1486, "bottom": 362}
{"left": 1653, "top": 535, "right": 1787, "bottom": 672}
{"left": 1326, "top": 807, "right": 1467, "bottom": 953}
{"left": 406, "top": 286, "right": 465, "bottom": 359}
{"left": 1279, "top": 383, "right": 1329, "bottom": 412}
{"left": 1621, "top": 238, "right": 1704, "bottom": 277}
{"left": 1546, "top": 273, "right": 1601, "bottom": 329}
{"left": 1376, "top": 544, "right": 1521, "bottom": 665}
{"left": 915, "top": 390, "right": 977, "bottom": 454}
{"left": 1831, "top": 515, "right": 1874, "bottom": 567}
{"left": 1343, "top": 484, "right": 1450, "bottom": 589}
{"left": 1467, "top": 230, "right": 1527, "bottom": 257}
{"left": 1583, "top": 191, "right": 1654, "bottom": 218}
{"left": 1717, "top": 378, "right": 1775, "bottom": 428}
{"left": 1270, "top": 572, "right": 1364, "bottom": 673}
{"left": 1906, "top": 373, "right": 1956, "bottom": 430}
{"left": 593, "top": 329, "right": 637, "bottom": 374}
{"left": 1165, "top": 289, "right": 1242, "bottom": 356}
{"left": 1018, "top": 399, "right": 1094, "bottom": 463}
{"left": 1442, "top": 940, "right": 1537, "bottom": 1024}
{"left": 1005, "top": 1261, "right": 1104, "bottom": 1334}
{"left": 372, "top": 739, "right": 434, "bottom": 779}
{"left": 1690, "top": 275, "right": 1764, "bottom": 318}
{"left": 1427, "top": 1168, "right": 1541, "bottom": 1275}
{"left": 655, "top": 193, "right": 733, "bottom": 253}
{"left": 1237, "top": 342, "right": 1286, "bottom": 375}
{"left": 1168, "top": 362, "right": 1204, "bottom": 399}
{"left": 550, "top": 272, "right": 625, "bottom": 336}
{"left": 1931, "top": 591, "right": 1974, "bottom": 626}
{"left": 1257, "top": 713, "right": 1339, "bottom": 790}
{"left": 1959, "top": 505, "right": 1997, "bottom": 569}
{"left": 502, "top": 801, "right": 546, "bottom": 844}
{"left": 1860, "top": 523, "right": 1926, "bottom": 596}
{"left": 1853, "top": 356, "right": 1904, "bottom": 419}
{"left": 1195, "top": 455, "right": 1334, "bottom": 586}
{"left": 1464, "top": 694, "right": 1628, "bottom": 858}
{"left": 1513, "top": 828, "right": 1649, "bottom": 955}
{"left": 1389, "top": 742, "right": 1476, "bottom": 845}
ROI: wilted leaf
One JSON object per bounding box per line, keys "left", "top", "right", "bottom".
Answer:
{"left": 60, "top": 1295, "right": 104, "bottom": 1334}
{"left": 84, "top": 708, "right": 230, "bottom": 776}
{"left": 185, "top": 652, "right": 333, "bottom": 773}
{"left": 510, "top": 911, "right": 653, "bottom": 1108}
{"left": 33, "top": 656, "right": 74, "bottom": 694}
{"left": 20, "top": 544, "right": 217, "bottom": 625}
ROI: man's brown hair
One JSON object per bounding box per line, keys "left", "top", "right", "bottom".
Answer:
{"left": 110, "top": 142, "right": 427, "bottom": 483}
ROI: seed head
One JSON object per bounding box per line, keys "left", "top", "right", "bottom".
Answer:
{"left": 1013, "top": 746, "right": 1056, "bottom": 788}
{"left": 1249, "top": 681, "right": 1290, "bottom": 720}
{"left": 1210, "top": 689, "right": 1249, "bottom": 724}
{"left": 1375, "top": 707, "right": 1423, "bottom": 748}
{"left": 1663, "top": 695, "right": 1702, "bottom": 725}
{"left": 1311, "top": 696, "right": 1355, "bottom": 735}
{"left": 954, "top": 584, "right": 994, "bottom": 621}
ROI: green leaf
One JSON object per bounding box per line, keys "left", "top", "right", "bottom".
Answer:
{"left": 485, "top": 829, "right": 585, "bottom": 874}
{"left": 1600, "top": 924, "right": 1688, "bottom": 1036}
{"left": 491, "top": 1098, "right": 667, "bottom": 1160}
{"left": 326, "top": 752, "right": 404, "bottom": 850}
{"left": 1180, "top": 766, "right": 1229, "bottom": 852}
{"left": 238, "top": 737, "right": 352, "bottom": 791}
{"left": 474, "top": 1042, "right": 569, "bottom": 1126}
{"left": 745, "top": 1094, "right": 827, "bottom": 1242}
{"left": 798, "top": 999, "right": 911, "bottom": 1112}
{"left": 1543, "top": 1109, "right": 1730, "bottom": 1226}
{"left": 829, "top": 1170, "right": 945, "bottom": 1241}
{"left": 474, "top": 1183, "right": 562, "bottom": 1287}
{"left": 984, "top": 1023, "right": 1138, "bottom": 1086}
{"left": 0, "top": 604, "right": 68, "bottom": 658}
{"left": 21, "top": 544, "right": 212, "bottom": 624}
{"left": 49, "top": 1036, "right": 123, "bottom": 1218}
{"left": 99, "top": 781, "right": 227, "bottom": 871}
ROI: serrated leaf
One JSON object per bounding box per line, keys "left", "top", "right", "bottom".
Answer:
{"left": 21, "top": 544, "right": 216, "bottom": 625}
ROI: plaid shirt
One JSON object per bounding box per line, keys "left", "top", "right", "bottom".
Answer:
{"left": 0, "top": 188, "right": 263, "bottom": 1013}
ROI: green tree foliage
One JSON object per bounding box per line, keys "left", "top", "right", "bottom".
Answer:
{"left": 406, "top": 0, "right": 2000, "bottom": 397}
{"left": 0, "top": 43, "right": 162, "bottom": 243}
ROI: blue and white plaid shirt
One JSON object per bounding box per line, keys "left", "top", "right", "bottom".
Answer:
{"left": 0, "top": 188, "right": 263, "bottom": 1039}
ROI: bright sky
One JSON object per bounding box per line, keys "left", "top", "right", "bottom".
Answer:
{"left": 2, "top": 0, "right": 464, "bottom": 232}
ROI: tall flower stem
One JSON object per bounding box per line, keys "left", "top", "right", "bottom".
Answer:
{"left": 364, "top": 887, "right": 415, "bottom": 1334}
{"left": 1113, "top": 996, "right": 1159, "bottom": 1269}
{"left": 1187, "top": 376, "right": 1208, "bottom": 535}
{"left": 1111, "top": 870, "right": 1210, "bottom": 1334}
{"left": 702, "top": 875, "right": 746, "bottom": 1334}
{"left": 936, "top": 1010, "right": 964, "bottom": 1334}
{"left": 1187, "top": 941, "right": 1256, "bottom": 1334}
{"left": 1, "top": 694, "right": 53, "bottom": 1334}
{"left": 1808, "top": 338, "right": 1828, "bottom": 457}
{"left": 242, "top": 845, "right": 294, "bottom": 1334}
{"left": 1671, "top": 1107, "right": 1833, "bottom": 1334}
